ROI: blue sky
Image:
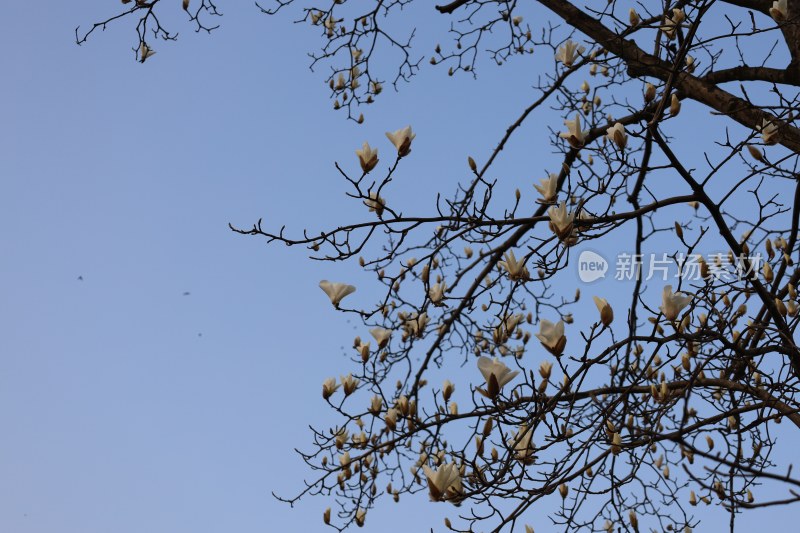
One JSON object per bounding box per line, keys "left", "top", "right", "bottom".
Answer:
{"left": 1, "top": 1, "right": 796, "bottom": 532}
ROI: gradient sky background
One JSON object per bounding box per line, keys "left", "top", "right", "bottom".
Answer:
{"left": 1, "top": 1, "right": 795, "bottom": 532}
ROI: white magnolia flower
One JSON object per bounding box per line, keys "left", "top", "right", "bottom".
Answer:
{"left": 512, "top": 423, "right": 535, "bottom": 462}
{"left": 477, "top": 356, "right": 519, "bottom": 397}
{"left": 645, "top": 82, "right": 656, "bottom": 102}
{"left": 363, "top": 191, "right": 386, "bottom": 216}
{"left": 322, "top": 377, "right": 340, "bottom": 399}
{"left": 534, "top": 173, "right": 559, "bottom": 203}
{"left": 385, "top": 126, "right": 416, "bottom": 157}
{"left": 356, "top": 340, "right": 370, "bottom": 362}
{"left": 334, "top": 428, "right": 348, "bottom": 449}
{"left": 606, "top": 122, "right": 628, "bottom": 150}
{"left": 660, "top": 285, "right": 693, "bottom": 321}
{"left": 661, "top": 8, "right": 685, "bottom": 40}
{"left": 421, "top": 463, "right": 463, "bottom": 501}
{"left": 335, "top": 72, "right": 346, "bottom": 90}
{"left": 535, "top": 319, "right": 566, "bottom": 356}
{"left": 319, "top": 280, "right": 356, "bottom": 307}
{"left": 670, "top": 93, "right": 681, "bottom": 116}
{"left": 341, "top": 374, "right": 360, "bottom": 396}
{"left": 580, "top": 80, "right": 590, "bottom": 93}
{"left": 404, "top": 312, "right": 429, "bottom": 338}
{"left": 759, "top": 119, "right": 779, "bottom": 145}
{"left": 629, "top": 8, "right": 641, "bottom": 26}
{"left": 356, "top": 142, "right": 379, "bottom": 173}
{"left": 384, "top": 407, "right": 399, "bottom": 430}
{"left": 339, "top": 451, "right": 351, "bottom": 467}
{"left": 498, "top": 250, "right": 530, "bottom": 281}
{"left": 555, "top": 40, "right": 585, "bottom": 67}
{"left": 593, "top": 296, "right": 614, "bottom": 326}
{"left": 559, "top": 113, "right": 588, "bottom": 148}
{"left": 139, "top": 42, "right": 156, "bottom": 63}
{"left": 442, "top": 379, "right": 455, "bottom": 401}
{"left": 429, "top": 282, "right": 446, "bottom": 306}
{"left": 369, "top": 395, "right": 383, "bottom": 414}
{"left": 548, "top": 201, "right": 575, "bottom": 239}
{"left": 539, "top": 360, "right": 553, "bottom": 380}
{"left": 770, "top": 0, "right": 788, "bottom": 22}
{"left": 370, "top": 327, "right": 392, "bottom": 348}
{"left": 355, "top": 508, "right": 366, "bottom": 527}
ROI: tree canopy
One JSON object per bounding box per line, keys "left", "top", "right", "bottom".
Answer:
{"left": 83, "top": 1, "right": 800, "bottom": 531}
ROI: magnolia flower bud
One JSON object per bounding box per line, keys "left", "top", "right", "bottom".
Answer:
{"left": 442, "top": 380, "right": 455, "bottom": 402}
{"left": 629, "top": 8, "right": 640, "bottom": 26}
{"left": 670, "top": 93, "right": 681, "bottom": 116}
{"left": 539, "top": 361, "right": 553, "bottom": 380}
{"left": 764, "top": 262, "right": 774, "bottom": 283}
{"left": 645, "top": 83, "right": 656, "bottom": 102}
{"left": 558, "top": 483, "right": 569, "bottom": 499}
{"left": 746, "top": 144, "right": 764, "bottom": 162}
{"left": 593, "top": 296, "right": 614, "bottom": 326}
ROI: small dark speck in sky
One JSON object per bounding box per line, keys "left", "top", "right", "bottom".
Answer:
{"left": 183, "top": 291, "right": 191, "bottom": 296}
{"left": 77, "top": 275, "right": 83, "bottom": 281}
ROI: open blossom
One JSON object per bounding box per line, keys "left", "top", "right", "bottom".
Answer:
{"left": 322, "top": 377, "right": 340, "bottom": 399}
{"left": 770, "top": 0, "right": 788, "bottom": 22}
{"left": 511, "top": 423, "right": 535, "bottom": 463}
{"left": 319, "top": 280, "right": 356, "bottom": 307}
{"left": 341, "top": 374, "right": 359, "bottom": 396}
{"left": 334, "top": 428, "right": 348, "bottom": 449}
{"left": 536, "top": 319, "right": 566, "bottom": 356}
{"left": 477, "top": 356, "right": 519, "bottom": 398}
{"left": 534, "top": 173, "right": 559, "bottom": 203}
{"left": 593, "top": 296, "right": 614, "bottom": 326}
{"left": 354, "top": 508, "right": 366, "bottom": 527}
{"left": 369, "top": 395, "right": 383, "bottom": 414}
{"left": 429, "top": 282, "right": 446, "bottom": 306}
{"left": 422, "top": 463, "right": 463, "bottom": 502}
{"left": 555, "top": 40, "right": 585, "bottom": 67}
{"left": 384, "top": 407, "right": 399, "bottom": 430}
{"left": 355, "top": 142, "right": 379, "bottom": 173}
{"left": 660, "top": 285, "right": 693, "bottom": 321}
{"left": 548, "top": 201, "right": 575, "bottom": 239}
{"left": 139, "top": 42, "right": 156, "bottom": 63}
{"left": 363, "top": 191, "right": 386, "bottom": 216}
{"left": 559, "top": 113, "right": 588, "bottom": 148}
{"left": 404, "top": 312, "right": 429, "bottom": 338}
{"left": 385, "top": 126, "right": 415, "bottom": 157}
{"left": 606, "top": 122, "right": 628, "bottom": 150}
{"left": 661, "top": 8, "right": 685, "bottom": 40}
{"left": 759, "top": 119, "right": 779, "bottom": 145}
{"left": 498, "top": 250, "right": 530, "bottom": 281}
{"left": 370, "top": 327, "right": 392, "bottom": 348}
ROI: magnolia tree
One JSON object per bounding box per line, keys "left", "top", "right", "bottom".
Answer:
{"left": 83, "top": 0, "right": 800, "bottom": 531}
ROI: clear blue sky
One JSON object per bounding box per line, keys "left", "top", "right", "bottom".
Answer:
{"left": 0, "top": 2, "right": 795, "bottom": 532}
